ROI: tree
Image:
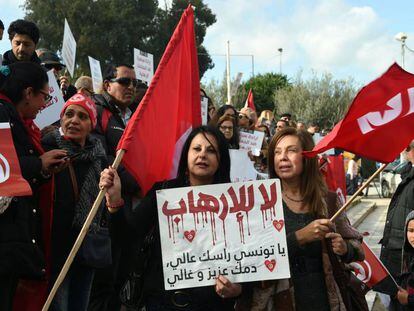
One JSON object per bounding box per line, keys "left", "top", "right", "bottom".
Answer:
{"left": 23, "top": 0, "right": 216, "bottom": 78}
{"left": 274, "top": 71, "right": 359, "bottom": 129}
{"left": 234, "top": 73, "right": 290, "bottom": 113}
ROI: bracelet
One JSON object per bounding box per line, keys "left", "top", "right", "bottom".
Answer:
{"left": 106, "top": 198, "right": 124, "bottom": 209}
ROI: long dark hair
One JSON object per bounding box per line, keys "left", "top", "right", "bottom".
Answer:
{"left": 176, "top": 125, "right": 231, "bottom": 185}
{"left": 0, "top": 62, "right": 48, "bottom": 103}
{"left": 217, "top": 114, "right": 240, "bottom": 149}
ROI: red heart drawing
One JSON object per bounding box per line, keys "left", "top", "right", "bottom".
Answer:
{"left": 184, "top": 230, "right": 196, "bottom": 242}
{"left": 273, "top": 219, "right": 284, "bottom": 232}
{"left": 265, "top": 259, "right": 276, "bottom": 272}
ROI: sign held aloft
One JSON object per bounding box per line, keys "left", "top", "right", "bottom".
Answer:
{"left": 134, "top": 48, "right": 154, "bottom": 85}
{"left": 88, "top": 56, "right": 103, "bottom": 93}
{"left": 61, "top": 19, "right": 77, "bottom": 77}
{"left": 156, "top": 179, "right": 290, "bottom": 290}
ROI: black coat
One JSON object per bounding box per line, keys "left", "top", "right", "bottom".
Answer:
{"left": 0, "top": 98, "right": 48, "bottom": 279}
{"left": 380, "top": 164, "right": 414, "bottom": 286}
{"left": 2, "top": 50, "right": 41, "bottom": 65}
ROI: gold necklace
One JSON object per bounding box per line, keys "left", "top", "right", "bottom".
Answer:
{"left": 283, "top": 192, "right": 304, "bottom": 203}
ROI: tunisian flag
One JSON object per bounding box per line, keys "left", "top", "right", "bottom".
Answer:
{"left": 117, "top": 5, "right": 201, "bottom": 195}
{"left": 320, "top": 155, "right": 347, "bottom": 205}
{"left": 244, "top": 89, "right": 256, "bottom": 111}
{"left": 350, "top": 241, "right": 390, "bottom": 289}
{"left": 305, "top": 63, "right": 414, "bottom": 163}
{"left": 0, "top": 122, "right": 32, "bottom": 196}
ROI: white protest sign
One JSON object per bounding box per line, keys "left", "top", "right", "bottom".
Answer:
{"left": 230, "top": 149, "right": 257, "bottom": 182}
{"left": 156, "top": 179, "right": 290, "bottom": 290}
{"left": 35, "top": 70, "right": 65, "bottom": 129}
{"left": 133, "top": 48, "right": 154, "bottom": 85}
{"left": 88, "top": 56, "right": 103, "bottom": 93}
{"left": 61, "top": 19, "right": 77, "bottom": 77}
{"left": 239, "top": 130, "right": 265, "bottom": 156}
{"left": 201, "top": 96, "right": 208, "bottom": 125}
{"left": 231, "top": 72, "right": 243, "bottom": 96}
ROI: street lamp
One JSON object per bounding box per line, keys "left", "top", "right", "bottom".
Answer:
{"left": 278, "top": 48, "right": 283, "bottom": 74}
{"left": 395, "top": 32, "right": 408, "bottom": 68}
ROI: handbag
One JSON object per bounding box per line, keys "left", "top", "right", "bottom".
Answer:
{"left": 119, "top": 226, "right": 155, "bottom": 309}
{"left": 68, "top": 163, "right": 112, "bottom": 269}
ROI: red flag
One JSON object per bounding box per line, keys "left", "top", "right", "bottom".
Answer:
{"left": 117, "top": 5, "right": 201, "bottom": 195}
{"left": 0, "top": 122, "right": 32, "bottom": 196}
{"left": 244, "top": 89, "right": 256, "bottom": 111}
{"left": 320, "top": 155, "right": 347, "bottom": 205}
{"left": 350, "top": 241, "right": 389, "bottom": 288}
{"left": 305, "top": 63, "right": 414, "bottom": 163}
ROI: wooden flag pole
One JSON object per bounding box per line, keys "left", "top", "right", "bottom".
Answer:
{"left": 330, "top": 163, "right": 387, "bottom": 222}
{"left": 42, "top": 150, "right": 125, "bottom": 311}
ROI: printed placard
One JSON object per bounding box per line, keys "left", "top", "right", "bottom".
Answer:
{"left": 230, "top": 149, "right": 257, "bottom": 182}
{"left": 133, "top": 48, "right": 154, "bottom": 85}
{"left": 239, "top": 130, "right": 265, "bottom": 156}
{"left": 201, "top": 96, "right": 208, "bottom": 125}
{"left": 88, "top": 56, "right": 103, "bottom": 93}
{"left": 35, "top": 70, "right": 65, "bottom": 129}
{"left": 61, "top": 19, "right": 77, "bottom": 77}
{"left": 156, "top": 179, "right": 290, "bottom": 290}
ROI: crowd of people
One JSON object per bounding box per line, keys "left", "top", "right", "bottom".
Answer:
{"left": 1, "top": 18, "right": 414, "bottom": 311}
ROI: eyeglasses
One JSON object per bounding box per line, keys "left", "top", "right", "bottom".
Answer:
{"left": 39, "top": 90, "right": 52, "bottom": 103}
{"left": 110, "top": 77, "right": 139, "bottom": 87}
{"left": 220, "top": 125, "right": 233, "bottom": 131}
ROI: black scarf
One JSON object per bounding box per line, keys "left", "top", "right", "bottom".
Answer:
{"left": 52, "top": 130, "right": 106, "bottom": 231}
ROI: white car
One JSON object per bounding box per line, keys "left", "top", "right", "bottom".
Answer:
{"left": 380, "top": 162, "right": 407, "bottom": 198}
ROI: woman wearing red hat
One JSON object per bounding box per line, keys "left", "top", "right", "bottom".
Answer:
{"left": 42, "top": 94, "right": 111, "bottom": 311}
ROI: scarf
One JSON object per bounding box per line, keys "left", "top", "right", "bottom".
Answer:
{"left": 52, "top": 129, "right": 106, "bottom": 231}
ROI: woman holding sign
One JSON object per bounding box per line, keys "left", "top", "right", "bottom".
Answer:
{"left": 245, "top": 127, "right": 366, "bottom": 311}
{"left": 0, "top": 62, "right": 68, "bottom": 311}
{"left": 101, "top": 126, "right": 242, "bottom": 310}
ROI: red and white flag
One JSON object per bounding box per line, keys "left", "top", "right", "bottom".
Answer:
{"left": 244, "top": 89, "right": 256, "bottom": 111}
{"left": 320, "top": 155, "right": 347, "bottom": 205}
{"left": 305, "top": 63, "right": 414, "bottom": 163}
{"left": 117, "top": 5, "right": 201, "bottom": 195}
{"left": 350, "top": 241, "right": 389, "bottom": 288}
{"left": 0, "top": 122, "right": 32, "bottom": 196}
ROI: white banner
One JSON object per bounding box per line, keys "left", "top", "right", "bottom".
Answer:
{"left": 239, "top": 130, "right": 265, "bottom": 156}
{"left": 156, "top": 179, "right": 290, "bottom": 290}
{"left": 35, "top": 70, "right": 66, "bottom": 129}
{"left": 230, "top": 149, "right": 257, "bottom": 182}
{"left": 201, "top": 96, "right": 208, "bottom": 125}
{"left": 88, "top": 56, "right": 103, "bottom": 93}
{"left": 61, "top": 19, "right": 77, "bottom": 77}
{"left": 133, "top": 48, "right": 154, "bottom": 85}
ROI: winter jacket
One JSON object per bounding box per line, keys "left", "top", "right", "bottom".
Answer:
{"left": 1, "top": 50, "right": 41, "bottom": 66}
{"left": 0, "top": 97, "right": 48, "bottom": 279}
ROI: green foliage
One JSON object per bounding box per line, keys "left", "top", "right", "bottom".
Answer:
{"left": 23, "top": 0, "right": 216, "bottom": 78}
{"left": 274, "top": 71, "right": 359, "bottom": 129}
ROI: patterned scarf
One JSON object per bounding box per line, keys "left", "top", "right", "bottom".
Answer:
{"left": 52, "top": 129, "right": 106, "bottom": 231}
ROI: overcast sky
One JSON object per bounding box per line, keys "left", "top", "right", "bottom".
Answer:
{"left": 1, "top": 0, "right": 413, "bottom": 86}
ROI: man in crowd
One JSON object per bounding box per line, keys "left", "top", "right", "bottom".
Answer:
{"left": 37, "top": 49, "right": 77, "bottom": 101}
{"left": 307, "top": 121, "right": 320, "bottom": 136}
{"left": 379, "top": 141, "right": 414, "bottom": 306}
{"left": 89, "top": 63, "right": 140, "bottom": 311}
{"left": 296, "top": 121, "right": 306, "bottom": 131}
{"left": 238, "top": 107, "right": 253, "bottom": 131}
{"left": 2, "top": 19, "right": 41, "bottom": 65}
{"left": 276, "top": 119, "right": 289, "bottom": 132}
{"left": 75, "top": 76, "right": 95, "bottom": 97}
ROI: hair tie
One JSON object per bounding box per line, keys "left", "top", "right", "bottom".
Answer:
{"left": 0, "top": 65, "right": 10, "bottom": 77}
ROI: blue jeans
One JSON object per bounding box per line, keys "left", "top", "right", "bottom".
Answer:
{"left": 50, "top": 264, "right": 95, "bottom": 311}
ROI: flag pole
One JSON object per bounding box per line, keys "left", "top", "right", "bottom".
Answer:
{"left": 330, "top": 163, "right": 387, "bottom": 222}
{"left": 42, "top": 149, "right": 125, "bottom": 311}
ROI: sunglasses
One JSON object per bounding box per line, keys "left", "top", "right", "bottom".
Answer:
{"left": 238, "top": 114, "right": 249, "bottom": 120}
{"left": 39, "top": 90, "right": 52, "bottom": 103}
{"left": 110, "top": 77, "right": 139, "bottom": 87}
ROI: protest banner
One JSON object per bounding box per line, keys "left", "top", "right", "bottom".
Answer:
{"left": 230, "top": 149, "right": 257, "bottom": 182}
{"left": 35, "top": 70, "right": 66, "bottom": 129}
{"left": 201, "top": 96, "right": 208, "bottom": 125}
{"left": 88, "top": 56, "right": 103, "bottom": 93}
{"left": 61, "top": 19, "right": 76, "bottom": 77}
{"left": 134, "top": 48, "right": 154, "bottom": 85}
{"left": 156, "top": 179, "right": 290, "bottom": 290}
{"left": 0, "top": 123, "right": 32, "bottom": 196}
{"left": 239, "top": 130, "right": 265, "bottom": 156}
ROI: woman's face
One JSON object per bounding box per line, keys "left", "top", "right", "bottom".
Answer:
{"left": 22, "top": 84, "right": 51, "bottom": 119}
{"left": 274, "top": 135, "right": 303, "bottom": 182}
{"left": 219, "top": 120, "right": 234, "bottom": 140}
{"left": 407, "top": 219, "right": 414, "bottom": 248}
{"left": 187, "top": 133, "right": 219, "bottom": 185}
{"left": 223, "top": 108, "right": 235, "bottom": 119}
{"left": 61, "top": 105, "right": 92, "bottom": 146}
